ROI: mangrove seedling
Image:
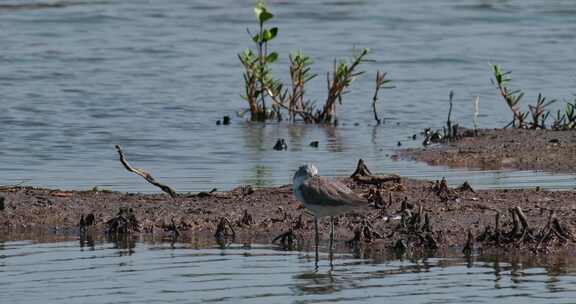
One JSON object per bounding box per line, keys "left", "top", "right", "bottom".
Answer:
{"left": 552, "top": 101, "right": 576, "bottom": 130}
{"left": 265, "top": 51, "right": 318, "bottom": 123}
{"left": 491, "top": 64, "right": 526, "bottom": 128}
{"left": 239, "top": 1, "right": 280, "bottom": 121}
{"left": 528, "top": 93, "right": 555, "bottom": 129}
{"left": 319, "top": 48, "right": 369, "bottom": 124}
{"left": 288, "top": 51, "right": 317, "bottom": 122}
{"left": 371, "top": 70, "right": 394, "bottom": 125}
{"left": 266, "top": 49, "right": 371, "bottom": 124}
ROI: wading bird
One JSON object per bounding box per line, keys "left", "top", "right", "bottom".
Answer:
{"left": 292, "top": 164, "right": 370, "bottom": 262}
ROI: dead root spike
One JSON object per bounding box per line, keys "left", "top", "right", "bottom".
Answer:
{"left": 463, "top": 229, "right": 474, "bottom": 255}
{"left": 350, "top": 159, "right": 372, "bottom": 177}
{"left": 272, "top": 229, "right": 296, "bottom": 249}
{"left": 456, "top": 181, "right": 475, "bottom": 193}
{"left": 214, "top": 217, "right": 235, "bottom": 240}
{"left": 552, "top": 217, "right": 576, "bottom": 241}
{"left": 115, "top": 145, "right": 177, "bottom": 198}
{"left": 239, "top": 209, "right": 255, "bottom": 226}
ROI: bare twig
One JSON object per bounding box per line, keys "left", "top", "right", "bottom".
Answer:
{"left": 115, "top": 145, "right": 177, "bottom": 198}
{"left": 473, "top": 96, "right": 480, "bottom": 135}
{"left": 447, "top": 91, "right": 454, "bottom": 138}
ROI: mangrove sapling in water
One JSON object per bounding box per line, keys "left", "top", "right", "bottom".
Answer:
{"left": 267, "top": 49, "right": 371, "bottom": 124}
{"left": 239, "top": 1, "right": 280, "bottom": 121}
{"left": 371, "top": 70, "right": 394, "bottom": 125}
{"left": 319, "top": 48, "right": 369, "bottom": 124}
{"left": 239, "top": 2, "right": 382, "bottom": 124}
{"left": 288, "top": 51, "right": 317, "bottom": 122}
{"left": 265, "top": 51, "right": 318, "bottom": 123}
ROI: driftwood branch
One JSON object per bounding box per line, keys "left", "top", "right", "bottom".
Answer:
{"left": 115, "top": 145, "right": 177, "bottom": 198}
{"left": 351, "top": 159, "right": 401, "bottom": 185}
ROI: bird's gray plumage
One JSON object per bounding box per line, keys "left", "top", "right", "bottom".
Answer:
{"left": 292, "top": 163, "right": 370, "bottom": 264}
{"left": 293, "top": 164, "right": 369, "bottom": 217}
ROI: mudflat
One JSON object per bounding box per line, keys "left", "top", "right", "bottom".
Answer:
{"left": 1, "top": 167, "right": 574, "bottom": 254}
{"left": 401, "top": 128, "right": 576, "bottom": 173}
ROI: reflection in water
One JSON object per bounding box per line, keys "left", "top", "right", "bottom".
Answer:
{"left": 79, "top": 231, "right": 95, "bottom": 251}
{"left": 107, "top": 233, "right": 137, "bottom": 256}
{"left": 0, "top": 235, "right": 576, "bottom": 303}
{"left": 323, "top": 125, "right": 344, "bottom": 153}
{"left": 293, "top": 271, "right": 338, "bottom": 295}
{"left": 249, "top": 165, "right": 272, "bottom": 188}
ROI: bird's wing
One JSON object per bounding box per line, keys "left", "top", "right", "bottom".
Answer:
{"left": 298, "top": 176, "right": 369, "bottom": 208}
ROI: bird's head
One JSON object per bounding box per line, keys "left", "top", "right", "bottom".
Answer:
{"left": 294, "top": 163, "right": 318, "bottom": 181}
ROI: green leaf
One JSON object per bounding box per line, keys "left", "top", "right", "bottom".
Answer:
{"left": 255, "top": 3, "right": 274, "bottom": 25}
{"left": 243, "top": 49, "right": 253, "bottom": 57}
{"left": 262, "top": 27, "right": 278, "bottom": 42}
{"left": 266, "top": 52, "right": 278, "bottom": 63}
{"left": 252, "top": 33, "right": 260, "bottom": 43}
{"left": 259, "top": 11, "right": 274, "bottom": 24}
{"left": 269, "top": 27, "right": 278, "bottom": 39}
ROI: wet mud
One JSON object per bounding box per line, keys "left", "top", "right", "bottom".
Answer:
{"left": 2, "top": 166, "right": 575, "bottom": 256}
{"left": 401, "top": 128, "right": 576, "bottom": 173}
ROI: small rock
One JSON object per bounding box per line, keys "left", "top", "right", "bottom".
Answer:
{"left": 223, "top": 116, "right": 230, "bottom": 125}
{"left": 0, "top": 196, "right": 4, "bottom": 211}
{"left": 397, "top": 141, "right": 402, "bottom": 147}
{"left": 309, "top": 141, "right": 319, "bottom": 148}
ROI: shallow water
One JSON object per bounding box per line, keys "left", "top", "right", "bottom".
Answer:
{"left": 1, "top": 0, "right": 576, "bottom": 192}
{"left": 1, "top": 236, "right": 576, "bottom": 304}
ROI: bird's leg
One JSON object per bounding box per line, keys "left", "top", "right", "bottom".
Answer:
{"left": 314, "top": 217, "right": 319, "bottom": 265}
{"left": 329, "top": 216, "right": 334, "bottom": 260}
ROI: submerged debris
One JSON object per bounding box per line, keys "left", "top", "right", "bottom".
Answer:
{"left": 346, "top": 220, "right": 382, "bottom": 246}
{"left": 463, "top": 229, "right": 474, "bottom": 255}
{"left": 106, "top": 207, "right": 139, "bottom": 235}
{"left": 79, "top": 213, "right": 95, "bottom": 232}
{"left": 163, "top": 217, "right": 180, "bottom": 238}
{"left": 273, "top": 139, "right": 287, "bottom": 151}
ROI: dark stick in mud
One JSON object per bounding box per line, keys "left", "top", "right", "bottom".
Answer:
{"left": 115, "top": 145, "right": 177, "bottom": 198}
